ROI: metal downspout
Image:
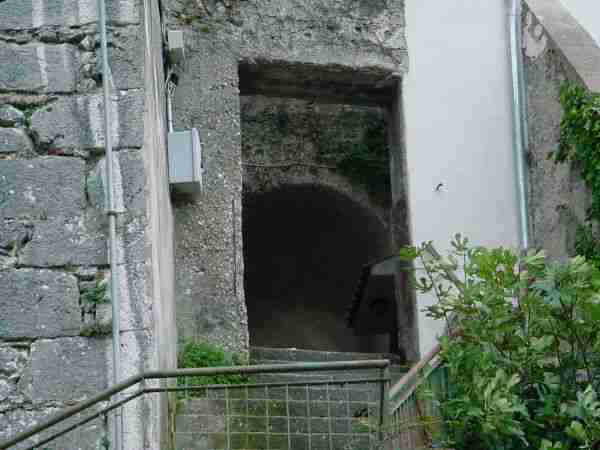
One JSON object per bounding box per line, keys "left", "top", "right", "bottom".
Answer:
{"left": 97, "top": 1, "right": 122, "bottom": 449}
{"left": 166, "top": 70, "right": 175, "bottom": 133}
{"left": 510, "top": 0, "right": 531, "bottom": 250}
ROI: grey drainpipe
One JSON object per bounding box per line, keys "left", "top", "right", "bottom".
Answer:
{"left": 166, "top": 69, "right": 175, "bottom": 133}
{"left": 97, "top": 1, "right": 122, "bottom": 449}
{"left": 510, "top": 0, "right": 531, "bottom": 250}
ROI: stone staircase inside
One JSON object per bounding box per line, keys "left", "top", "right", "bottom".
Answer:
{"left": 174, "top": 347, "right": 408, "bottom": 450}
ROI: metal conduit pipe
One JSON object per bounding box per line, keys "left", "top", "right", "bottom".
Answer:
{"left": 510, "top": 0, "right": 531, "bottom": 250}
{"left": 96, "top": 1, "right": 122, "bottom": 449}
{"left": 166, "top": 69, "right": 175, "bottom": 133}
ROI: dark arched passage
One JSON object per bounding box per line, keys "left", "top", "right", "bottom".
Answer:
{"left": 243, "top": 184, "right": 391, "bottom": 353}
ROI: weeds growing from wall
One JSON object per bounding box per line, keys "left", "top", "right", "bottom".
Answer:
{"left": 316, "top": 114, "right": 390, "bottom": 199}
{"left": 80, "top": 278, "right": 109, "bottom": 313}
{"left": 79, "top": 278, "right": 112, "bottom": 337}
{"left": 178, "top": 341, "right": 249, "bottom": 388}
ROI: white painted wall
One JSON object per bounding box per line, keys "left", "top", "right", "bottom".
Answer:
{"left": 559, "top": 0, "right": 600, "bottom": 45}
{"left": 403, "top": 0, "right": 521, "bottom": 355}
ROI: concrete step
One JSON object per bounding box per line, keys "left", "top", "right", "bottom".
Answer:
{"left": 249, "top": 347, "right": 408, "bottom": 385}
{"left": 251, "top": 368, "right": 405, "bottom": 384}
{"left": 250, "top": 346, "right": 405, "bottom": 365}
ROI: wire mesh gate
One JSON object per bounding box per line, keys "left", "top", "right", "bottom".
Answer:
{"left": 0, "top": 360, "right": 390, "bottom": 450}
{"left": 174, "top": 378, "right": 387, "bottom": 450}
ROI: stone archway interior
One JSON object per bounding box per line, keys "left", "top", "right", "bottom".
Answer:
{"left": 243, "top": 184, "right": 390, "bottom": 353}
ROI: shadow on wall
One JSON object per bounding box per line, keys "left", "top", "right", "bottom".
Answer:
{"left": 243, "top": 183, "right": 391, "bottom": 353}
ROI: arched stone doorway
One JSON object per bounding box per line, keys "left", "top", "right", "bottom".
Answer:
{"left": 243, "top": 183, "right": 392, "bottom": 353}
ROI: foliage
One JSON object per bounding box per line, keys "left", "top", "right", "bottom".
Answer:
{"left": 79, "top": 320, "right": 112, "bottom": 338}
{"left": 550, "top": 82, "right": 600, "bottom": 266}
{"left": 79, "top": 278, "right": 111, "bottom": 337}
{"left": 241, "top": 104, "right": 391, "bottom": 202}
{"left": 316, "top": 113, "right": 390, "bottom": 199}
{"left": 178, "top": 341, "right": 248, "bottom": 387}
{"left": 80, "top": 278, "right": 109, "bottom": 314}
{"left": 551, "top": 83, "right": 600, "bottom": 221}
{"left": 574, "top": 224, "right": 600, "bottom": 269}
{"left": 400, "top": 235, "right": 600, "bottom": 450}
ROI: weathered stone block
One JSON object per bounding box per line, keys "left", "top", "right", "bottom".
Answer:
{"left": 0, "top": 0, "right": 140, "bottom": 30}
{"left": 0, "top": 270, "right": 82, "bottom": 339}
{"left": 0, "top": 220, "right": 33, "bottom": 253}
{"left": 0, "top": 345, "right": 28, "bottom": 405}
{"left": 0, "top": 105, "right": 25, "bottom": 127}
{"left": 0, "top": 220, "right": 31, "bottom": 269}
{"left": 117, "top": 91, "right": 145, "bottom": 148}
{"left": 0, "top": 379, "right": 14, "bottom": 403}
{"left": 88, "top": 149, "right": 146, "bottom": 214}
{"left": 0, "top": 44, "right": 79, "bottom": 93}
{"left": 109, "top": 28, "right": 144, "bottom": 89}
{"left": 19, "top": 337, "right": 108, "bottom": 403}
{"left": 0, "top": 128, "right": 34, "bottom": 154}
{"left": 0, "top": 408, "right": 59, "bottom": 444}
{"left": 0, "top": 345, "right": 28, "bottom": 380}
{"left": 19, "top": 214, "right": 107, "bottom": 267}
{"left": 30, "top": 93, "right": 144, "bottom": 150}
{"left": 0, "top": 406, "right": 106, "bottom": 448}
{"left": 234, "top": 0, "right": 407, "bottom": 72}
{"left": 118, "top": 150, "right": 146, "bottom": 211}
{"left": 0, "top": 157, "right": 85, "bottom": 219}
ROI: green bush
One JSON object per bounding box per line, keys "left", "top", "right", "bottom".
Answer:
{"left": 551, "top": 83, "right": 600, "bottom": 222}
{"left": 177, "top": 341, "right": 248, "bottom": 387}
{"left": 551, "top": 82, "right": 600, "bottom": 268}
{"left": 401, "top": 235, "right": 600, "bottom": 450}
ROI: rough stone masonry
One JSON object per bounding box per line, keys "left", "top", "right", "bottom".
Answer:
{"left": 0, "top": 0, "right": 176, "bottom": 449}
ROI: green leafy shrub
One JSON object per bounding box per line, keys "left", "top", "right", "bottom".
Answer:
{"left": 178, "top": 341, "right": 248, "bottom": 387}
{"left": 551, "top": 82, "right": 600, "bottom": 267}
{"left": 551, "top": 83, "right": 600, "bottom": 221}
{"left": 401, "top": 235, "right": 600, "bottom": 450}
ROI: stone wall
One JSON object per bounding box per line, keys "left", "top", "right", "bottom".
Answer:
{"left": 0, "top": 0, "right": 174, "bottom": 448}
{"left": 523, "top": 0, "right": 600, "bottom": 259}
{"left": 166, "top": 0, "right": 407, "bottom": 356}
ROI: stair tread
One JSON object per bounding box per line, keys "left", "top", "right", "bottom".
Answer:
{"left": 250, "top": 346, "right": 405, "bottom": 365}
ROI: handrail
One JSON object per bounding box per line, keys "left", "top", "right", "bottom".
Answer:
{"left": 389, "top": 343, "right": 441, "bottom": 402}
{"left": 0, "top": 373, "right": 144, "bottom": 450}
{"left": 0, "top": 359, "right": 390, "bottom": 450}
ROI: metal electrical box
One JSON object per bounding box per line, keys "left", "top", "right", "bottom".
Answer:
{"left": 168, "top": 128, "right": 203, "bottom": 194}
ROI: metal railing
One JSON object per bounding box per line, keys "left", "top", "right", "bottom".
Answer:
{"left": 385, "top": 344, "right": 448, "bottom": 450}
{"left": 0, "top": 360, "right": 390, "bottom": 450}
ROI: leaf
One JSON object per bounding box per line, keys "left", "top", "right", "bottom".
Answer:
{"left": 531, "top": 335, "right": 554, "bottom": 352}
{"left": 566, "top": 421, "right": 587, "bottom": 442}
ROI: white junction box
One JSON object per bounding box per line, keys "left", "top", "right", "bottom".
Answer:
{"left": 168, "top": 128, "right": 203, "bottom": 194}
{"left": 167, "top": 30, "right": 185, "bottom": 64}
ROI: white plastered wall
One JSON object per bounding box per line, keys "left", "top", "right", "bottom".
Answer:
{"left": 403, "top": 0, "right": 521, "bottom": 355}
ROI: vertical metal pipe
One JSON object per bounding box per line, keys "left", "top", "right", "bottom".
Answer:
{"left": 166, "top": 71, "right": 175, "bottom": 133}
{"left": 96, "top": 1, "right": 122, "bottom": 449}
{"left": 379, "top": 365, "right": 390, "bottom": 444}
{"left": 167, "top": 89, "right": 174, "bottom": 133}
{"left": 510, "top": 0, "right": 531, "bottom": 250}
